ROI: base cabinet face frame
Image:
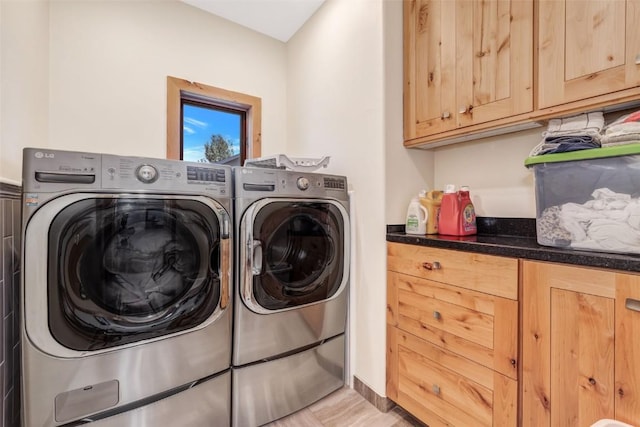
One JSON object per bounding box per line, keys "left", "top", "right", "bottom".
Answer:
{"left": 388, "top": 244, "right": 640, "bottom": 426}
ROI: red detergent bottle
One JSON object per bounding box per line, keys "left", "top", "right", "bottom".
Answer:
{"left": 438, "top": 184, "right": 477, "bottom": 236}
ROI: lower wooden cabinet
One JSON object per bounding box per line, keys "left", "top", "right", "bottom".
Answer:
{"left": 386, "top": 243, "right": 518, "bottom": 426}
{"left": 522, "top": 260, "right": 640, "bottom": 426}
{"left": 387, "top": 244, "right": 640, "bottom": 426}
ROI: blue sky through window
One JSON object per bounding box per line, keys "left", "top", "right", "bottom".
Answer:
{"left": 182, "top": 103, "right": 241, "bottom": 163}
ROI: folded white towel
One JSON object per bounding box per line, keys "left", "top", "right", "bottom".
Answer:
{"left": 544, "top": 111, "right": 604, "bottom": 135}
{"left": 604, "top": 121, "right": 640, "bottom": 135}
{"left": 600, "top": 120, "right": 640, "bottom": 146}
{"left": 601, "top": 134, "right": 640, "bottom": 146}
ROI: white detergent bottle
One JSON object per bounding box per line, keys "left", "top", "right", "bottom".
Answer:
{"left": 405, "top": 196, "right": 428, "bottom": 235}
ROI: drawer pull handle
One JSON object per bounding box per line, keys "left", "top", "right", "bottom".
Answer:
{"left": 422, "top": 261, "right": 441, "bottom": 270}
{"left": 433, "top": 311, "right": 441, "bottom": 320}
{"left": 626, "top": 298, "right": 640, "bottom": 312}
{"left": 432, "top": 384, "right": 440, "bottom": 395}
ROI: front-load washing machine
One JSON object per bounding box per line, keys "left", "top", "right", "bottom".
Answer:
{"left": 21, "top": 148, "right": 233, "bottom": 426}
{"left": 232, "top": 166, "right": 350, "bottom": 426}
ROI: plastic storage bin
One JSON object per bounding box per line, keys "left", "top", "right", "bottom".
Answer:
{"left": 525, "top": 144, "right": 640, "bottom": 255}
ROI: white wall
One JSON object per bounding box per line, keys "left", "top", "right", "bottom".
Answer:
{"left": 0, "top": 0, "right": 288, "bottom": 182}
{"left": 287, "top": 0, "right": 433, "bottom": 397}
{"left": 0, "top": 1, "right": 49, "bottom": 184}
{"left": 288, "top": 0, "right": 382, "bottom": 396}
{"left": 432, "top": 128, "right": 541, "bottom": 219}
{"left": 383, "top": 0, "right": 434, "bottom": 224}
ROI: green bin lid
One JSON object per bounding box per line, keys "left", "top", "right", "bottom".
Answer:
{"left": 524, "top": 143, "right": 640, "bottom": 167}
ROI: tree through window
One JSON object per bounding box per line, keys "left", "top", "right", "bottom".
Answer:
{"left": 166, "top": 77, "right": 261, "bottom": 165}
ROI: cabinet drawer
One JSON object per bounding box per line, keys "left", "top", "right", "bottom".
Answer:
{"left": 388, "top": 327, "right": 517, "bottom": 427}
{"left": 387, "top": 243, "right": 518, "bottom": 299}
{"left": 388, "top": 271, "right": 518, "bottom": 379}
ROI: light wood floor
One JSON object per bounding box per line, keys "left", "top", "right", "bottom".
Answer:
{"left": 264, "top": 387, "right": 425, "bottom": 427}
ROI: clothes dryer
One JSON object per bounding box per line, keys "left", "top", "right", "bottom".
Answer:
{"left": 232, "top": 167, "right": 349, "bottom": 427}
{"left": 21, "top": 148, "right": 232, "bottom": 426}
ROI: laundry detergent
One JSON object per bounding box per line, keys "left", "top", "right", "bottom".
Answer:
{"left": 420, "top": 189, "right": 443, "bottom": 234}
{"left": 438, "top": 185, "right": 477, "bottom": 236}
{"left": 405, "top": 196, "right": 428, "bottom": 235}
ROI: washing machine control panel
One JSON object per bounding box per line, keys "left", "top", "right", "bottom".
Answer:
{"left": 100, "top": 154, "right": 232, "bottom": 197}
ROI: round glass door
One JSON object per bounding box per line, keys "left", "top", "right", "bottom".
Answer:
{"left": 48, "top": 197, "right": 225, "bottom": 351}
{"left": 247, "top": 200, "right": 347, "bottom": 311}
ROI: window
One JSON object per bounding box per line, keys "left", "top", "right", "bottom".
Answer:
{"left": 166, "top": 76, "right": 261, "bottom": 165}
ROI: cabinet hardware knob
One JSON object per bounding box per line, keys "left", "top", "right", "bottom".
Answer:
{"left": 433, "top": 311, "right": 441, "bottom": 320}
{"left": 635, "top": 54, "right": 640, "bottom": 64}
{"left": 441, "top": 111, "right": 451, "bottom": 119}
{"left": 422, "top": 261, "right": 441, "bottom": 270}
{"left": 459, "top": 105, "right": 474, "bottom": 114}
{"left": 432, "top": 384, "right": 440, "bottom": 395}
{"left": 626, "top": 298, "right": 640, "bottom": 312}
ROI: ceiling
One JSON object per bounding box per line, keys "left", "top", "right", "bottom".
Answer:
{"left": 180, "top": 0, "right": 325, "bottom": 42}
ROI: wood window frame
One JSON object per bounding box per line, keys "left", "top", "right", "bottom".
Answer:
{"left": 166, "top": 76, "right": 262, "bottom": 162}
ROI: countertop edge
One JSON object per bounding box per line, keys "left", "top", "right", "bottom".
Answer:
{"left": 386, "top": 233, "right": 640, "bottom": 274}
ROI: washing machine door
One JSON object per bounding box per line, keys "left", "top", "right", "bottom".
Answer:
{"left": 25, "top": 194, "right": 230, "bottom": 354}
{"left": 240, "top": 198, "right": 349, "bottom": 314}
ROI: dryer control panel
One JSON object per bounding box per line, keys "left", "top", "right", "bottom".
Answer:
{"left": 235, "top": 167, "right": 348, "bottom": 201}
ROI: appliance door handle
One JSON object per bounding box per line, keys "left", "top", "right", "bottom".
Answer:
{"left": 219, "top": 238, "right": 230, "bottom": 309}
{"left": 250, "top": 239, "right": 263, "bottom": 276}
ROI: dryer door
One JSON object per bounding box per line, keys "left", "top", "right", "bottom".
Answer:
{"left": 25, "top": 194, "right": 230, "bottom": 354}
{"left": 240, "top": 199, "right": 349, "bottom": 314}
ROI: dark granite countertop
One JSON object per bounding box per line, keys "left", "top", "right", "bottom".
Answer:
{"left": 387, "top": 217, "right": 640, "bottom": 273}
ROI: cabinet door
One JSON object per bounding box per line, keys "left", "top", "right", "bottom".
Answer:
{"left": 455, "top": 0, "right": 533, "bottom": 128}
{"left": 404, "top": 0, "right": 533, "bottom": 141}
{"left": 523, "top": 261, "right": 616, "bottom": 426}
{"left": 615, "top": 277, "right": 640, "bottom": 424}
{"left": 404, "top": 0, "right": 457, "bottom": 140}
{"left": 388, "top": 326, "right": 517, "bottom": 427}
{"left": 538, "top": 0, "right": 640, "bottom": 109}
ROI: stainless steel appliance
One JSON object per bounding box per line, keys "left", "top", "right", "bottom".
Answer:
{"left": 21, "top": 148, "right": 233, "bottom": 426}
{"left": 232, "top": 167, "right": 350, "bottom": 426}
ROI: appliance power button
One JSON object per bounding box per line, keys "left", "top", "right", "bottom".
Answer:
{"left": 296, "top": 177, "right": 310, "bottom": 191}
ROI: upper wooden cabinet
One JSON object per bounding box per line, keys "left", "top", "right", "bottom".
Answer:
{"left": 403, "top": 0, "right": 534, "bottom": 142}
{"left": 403, "top": 0, "right": 640, "bottom": 148}
{"left": 538, "top": 0, "right": 640, "bottom": 109}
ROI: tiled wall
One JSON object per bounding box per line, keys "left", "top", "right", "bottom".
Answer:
{"left": 0, "top": 183, "right": 21, "bottom": 427}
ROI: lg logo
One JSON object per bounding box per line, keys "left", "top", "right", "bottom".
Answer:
{"left": 34, "top": 152, "right": 55, "bottom": 159}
